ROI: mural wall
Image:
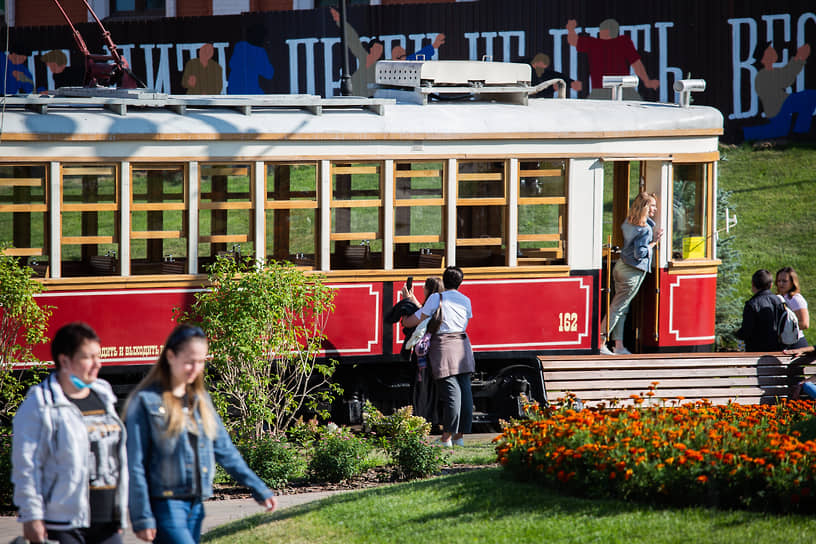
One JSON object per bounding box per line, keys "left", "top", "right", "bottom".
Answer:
{"left": 3, "top": 0, "right": 815, "bottom": 142}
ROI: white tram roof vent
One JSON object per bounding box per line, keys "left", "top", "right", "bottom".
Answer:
{"left": 375, "top": 60, "right": 566, "bottom": 105}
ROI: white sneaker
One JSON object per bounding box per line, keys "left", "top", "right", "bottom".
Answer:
{"left": 453, "top": 437, "right": 465, "bottom": 447}
{"left": 599, "top": 344, "right": 614, "bottom": 355}
{"left": 433, "top": 437, "right": 453, "bottom": 447}
{"left": 614, "top": 346, "right": 632, "bottom": 355}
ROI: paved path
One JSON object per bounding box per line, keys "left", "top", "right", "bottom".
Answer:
{"left": 0, "top": 491, "right": 346, "bottom": 543}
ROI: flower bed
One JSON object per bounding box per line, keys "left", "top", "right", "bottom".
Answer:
{"left": 494, "top": 390, "right": 816, "bottom": 512}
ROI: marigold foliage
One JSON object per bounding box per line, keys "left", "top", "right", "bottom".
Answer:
{"left": 495, "top": 390, "right": 816, "bottom": 511}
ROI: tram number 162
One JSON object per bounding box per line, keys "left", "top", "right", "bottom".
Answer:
{"left": 558, "top": 312, "right": 578, "bottom": 332}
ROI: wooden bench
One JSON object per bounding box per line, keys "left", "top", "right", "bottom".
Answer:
{"left": 537, "top": 352, "right": 816, "bottom": 407}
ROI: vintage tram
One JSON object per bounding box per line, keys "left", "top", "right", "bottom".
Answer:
{"left": 0, "top": 61, "right": 723, "bottom": 423}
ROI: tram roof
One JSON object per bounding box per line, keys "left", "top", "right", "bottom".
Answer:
{"left": 0, "top": 93, "right": 723, "bottom": 142}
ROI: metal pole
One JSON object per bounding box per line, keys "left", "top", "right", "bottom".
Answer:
{"left": 339, "top": 0, "right": 353, "bottom": 96}
{"left": 653, "top": 239, "right": 660, "bottom": 341}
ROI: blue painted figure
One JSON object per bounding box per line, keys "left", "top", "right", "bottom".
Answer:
{"left": 227, "top": 25, "right": 274, "bottom": 95}
{"left": 2, "top": 51, "right": 35, "bottom": 94}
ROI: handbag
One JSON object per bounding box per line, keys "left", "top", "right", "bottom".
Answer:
{"left": 426, "top": 292, "right": 444, "bottom": 335}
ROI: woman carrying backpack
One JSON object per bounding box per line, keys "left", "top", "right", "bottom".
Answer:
{"left": 776, "top": 266, "right": 809, "bottom": 349}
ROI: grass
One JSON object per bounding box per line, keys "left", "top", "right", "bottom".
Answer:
{"left": 718, "top": 142, "right": 816, "bottom": 345}
{"left": 203, "top": 467, "right": 816, "bottom": 544}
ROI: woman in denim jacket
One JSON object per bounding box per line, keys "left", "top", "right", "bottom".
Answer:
{"left": 12, "top": 322, "right": 128, "bottom": 544}
{"left": 599, "top": 192, "right": 664, "bottom": 355}
{"left": 124, "top": 324, "right": 276, "bottom": 543}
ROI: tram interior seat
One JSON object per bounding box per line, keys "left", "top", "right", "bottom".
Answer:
{"left": 331, "top": 244, "right": 372, "bottom": 270}
{"left": 161, "top": 259, "right": 186, "bottom": 274}
{"left": 456, "top": 247, "right": 504, "bottom": 267}
{"left": 417, "top": 252, "right": 444, "bottom": 269}
{"left": 89, "top": 255, "right": 118, "bottom": 275}
{"left": 518, "top": 247, "right": 564, "bottom": 265}
{"left": 287, "top": 253, "right": 315, "bottom": 267}
{"left": 26, "top": 257, "right": 49, "bottom": 278}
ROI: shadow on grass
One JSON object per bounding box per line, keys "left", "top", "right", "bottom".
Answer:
{"left": 203, "top": 467, "right": 760, "bottom": 542}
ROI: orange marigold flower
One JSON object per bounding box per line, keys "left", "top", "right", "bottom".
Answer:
{"left": 697, "top": 475, "right": 708, "bottom": 483}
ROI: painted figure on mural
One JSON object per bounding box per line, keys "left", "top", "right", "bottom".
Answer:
{"left": 38, "top": 50, "right": 82, "bottom": 91}
{"left": 1, "top": 47, "right": 34, "bottom": 95}
{"left": 743, "top": 43, "right": 816, "bottom": 141}
{"left": 391, "top": 33, "right": 445, "bottom": 62}
{"left": 529, "top": 52, "right": 582, "bottom": 97}
{"left": 227, "top": 25, "right": 274, "bottom": 95}
{"left": 330, "top": 7, "right": 445, "bottom": 97}
{"left": 182, "top": 43, "right": 223, "bottom": 95}
{"left": 566, "top": 18, "right": 659, "bottom": 100}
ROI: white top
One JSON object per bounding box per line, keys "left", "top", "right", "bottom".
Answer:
{"left": 785, "top": 293, "right": 808, "bottom": 339}
{"left": 415, "top": 290, "right": 473, "bottom": 334}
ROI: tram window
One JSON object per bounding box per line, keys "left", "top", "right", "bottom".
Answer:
{"left": 456, "top": 161, "right": 506, "bottom": 267}
{"left": 518, "top": 160, "right": 567, "bottom": 265}
{"left": 672, "top": 163, "right": 710, "bottom": 260}
{"left": 61, "top": 165, "right": 119, "bottom": 277}
{"left": 198, "top": 164, "right": 254, "bottom": 273}
{"left": 266, "top": 163, "right": 318, "bottom": 269}
{"left": 330, "top": 161, "right": 383, "bottom": 270}
{"left": 130, "top": 165, "right": 187, "bottom": 275}
{"left": 0, "top": 164, "right": 49, "bottom": 276}
{"left": 394, "top": 161, "right": 445, "bottom": 269}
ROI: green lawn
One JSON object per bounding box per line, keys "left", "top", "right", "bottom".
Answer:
{"left": 718, "top": 143, "right": 816, "bottom": 345}
{"left": 204, "top": 467, "right": 816, "bottom": 544}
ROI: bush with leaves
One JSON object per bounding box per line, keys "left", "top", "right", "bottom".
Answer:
{"left": 236, "top": 433, "right": 305, "bottom": 489}
{"left": 362, "top": 401, "right": 431, "bottom": 449}
{"left": 308, "top": 424, "right": 371, "bottom": 482}
{"left": 285, "top": 416, "right": 322, "bottom": 448}
{"left": 178, "top": 256, "right": 339, "bottom": 439}
{"left": 391, "top": 432, "right": 450, "bottom": 480}
{"left": 714, "top": 187, "right": 742, "bottom": 350}
{"left": 0, "top": 246, "right": 51, "bottom": 422}
{"left": 361, "top": 402, "right": 448, "bottom": 480}
{"left": 0, "top": 429, "right": 12, "bottom": 511}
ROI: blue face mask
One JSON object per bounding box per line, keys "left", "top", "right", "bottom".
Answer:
{"left": 70, "top": 374, "right": 94, "bottom": 389}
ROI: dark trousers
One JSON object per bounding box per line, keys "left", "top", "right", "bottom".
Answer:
{"left": 438, "top": 373, "right": 473, "bottom": 435}
{"left": 47, "top": 523, "right": 122, "bottom": 544}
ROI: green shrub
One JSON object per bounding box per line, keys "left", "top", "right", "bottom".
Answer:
{"left": 237, "top": 434, "right": 305, "bottom": 489}
{"left": 391, "top": 433, "right": 450, "bottom": 480}
{"left": 0, "top": 428, "right": 12, "bottom": 511}
{"left": 308, "top": 426, "right": 371, "bottom": 482}
{"left": 178, "top": 256, "right": 339, "bottom": 440}
{"left": 285, "top": 417, "right": 322, "bottom": 448}
{"left": 362, "top": 401, "right": 431, "bottom": 449}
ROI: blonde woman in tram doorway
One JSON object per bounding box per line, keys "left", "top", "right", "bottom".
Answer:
{"left": 600, "top": 192, "right": 664, "bottom": 355}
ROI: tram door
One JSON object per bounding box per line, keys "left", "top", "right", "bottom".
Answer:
{"left": 602, "top": 161, "right": 650, "bottom": 352}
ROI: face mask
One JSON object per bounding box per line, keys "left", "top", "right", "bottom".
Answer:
{"left": 70, "top": 374, "right": 94, "bottom": 390}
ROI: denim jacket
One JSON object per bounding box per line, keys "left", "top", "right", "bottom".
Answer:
{"left": 125, "top": 385, "right": 273, "bottom": 533}
{"left": 11, "top": 374, "right": 128, "bottom": 531}
{"left": 620, "top": 217, "right": 655, "bottom": 272}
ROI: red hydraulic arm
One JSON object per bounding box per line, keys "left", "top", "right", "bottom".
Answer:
{"left": 50, "top": 0, "right": 144, "bottom": 88}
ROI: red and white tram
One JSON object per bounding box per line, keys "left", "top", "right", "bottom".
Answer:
{"left": 0, "top": 61, "right": 723, "bottom": 422}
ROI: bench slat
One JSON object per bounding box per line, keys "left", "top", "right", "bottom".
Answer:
{"left": 546, "top": 385, "right": 789, "bottom": 400}
{"left": 539, "top": 358, "right": 788, "bottom": 370}
{"left": 576, "top": 396, "right": 772, "bottom": 408}
{"left": 548, "top": 377, "right": 791, "bottom": 391}
{"left": 542, "top": 367, "right": 795, "bottom": 380}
